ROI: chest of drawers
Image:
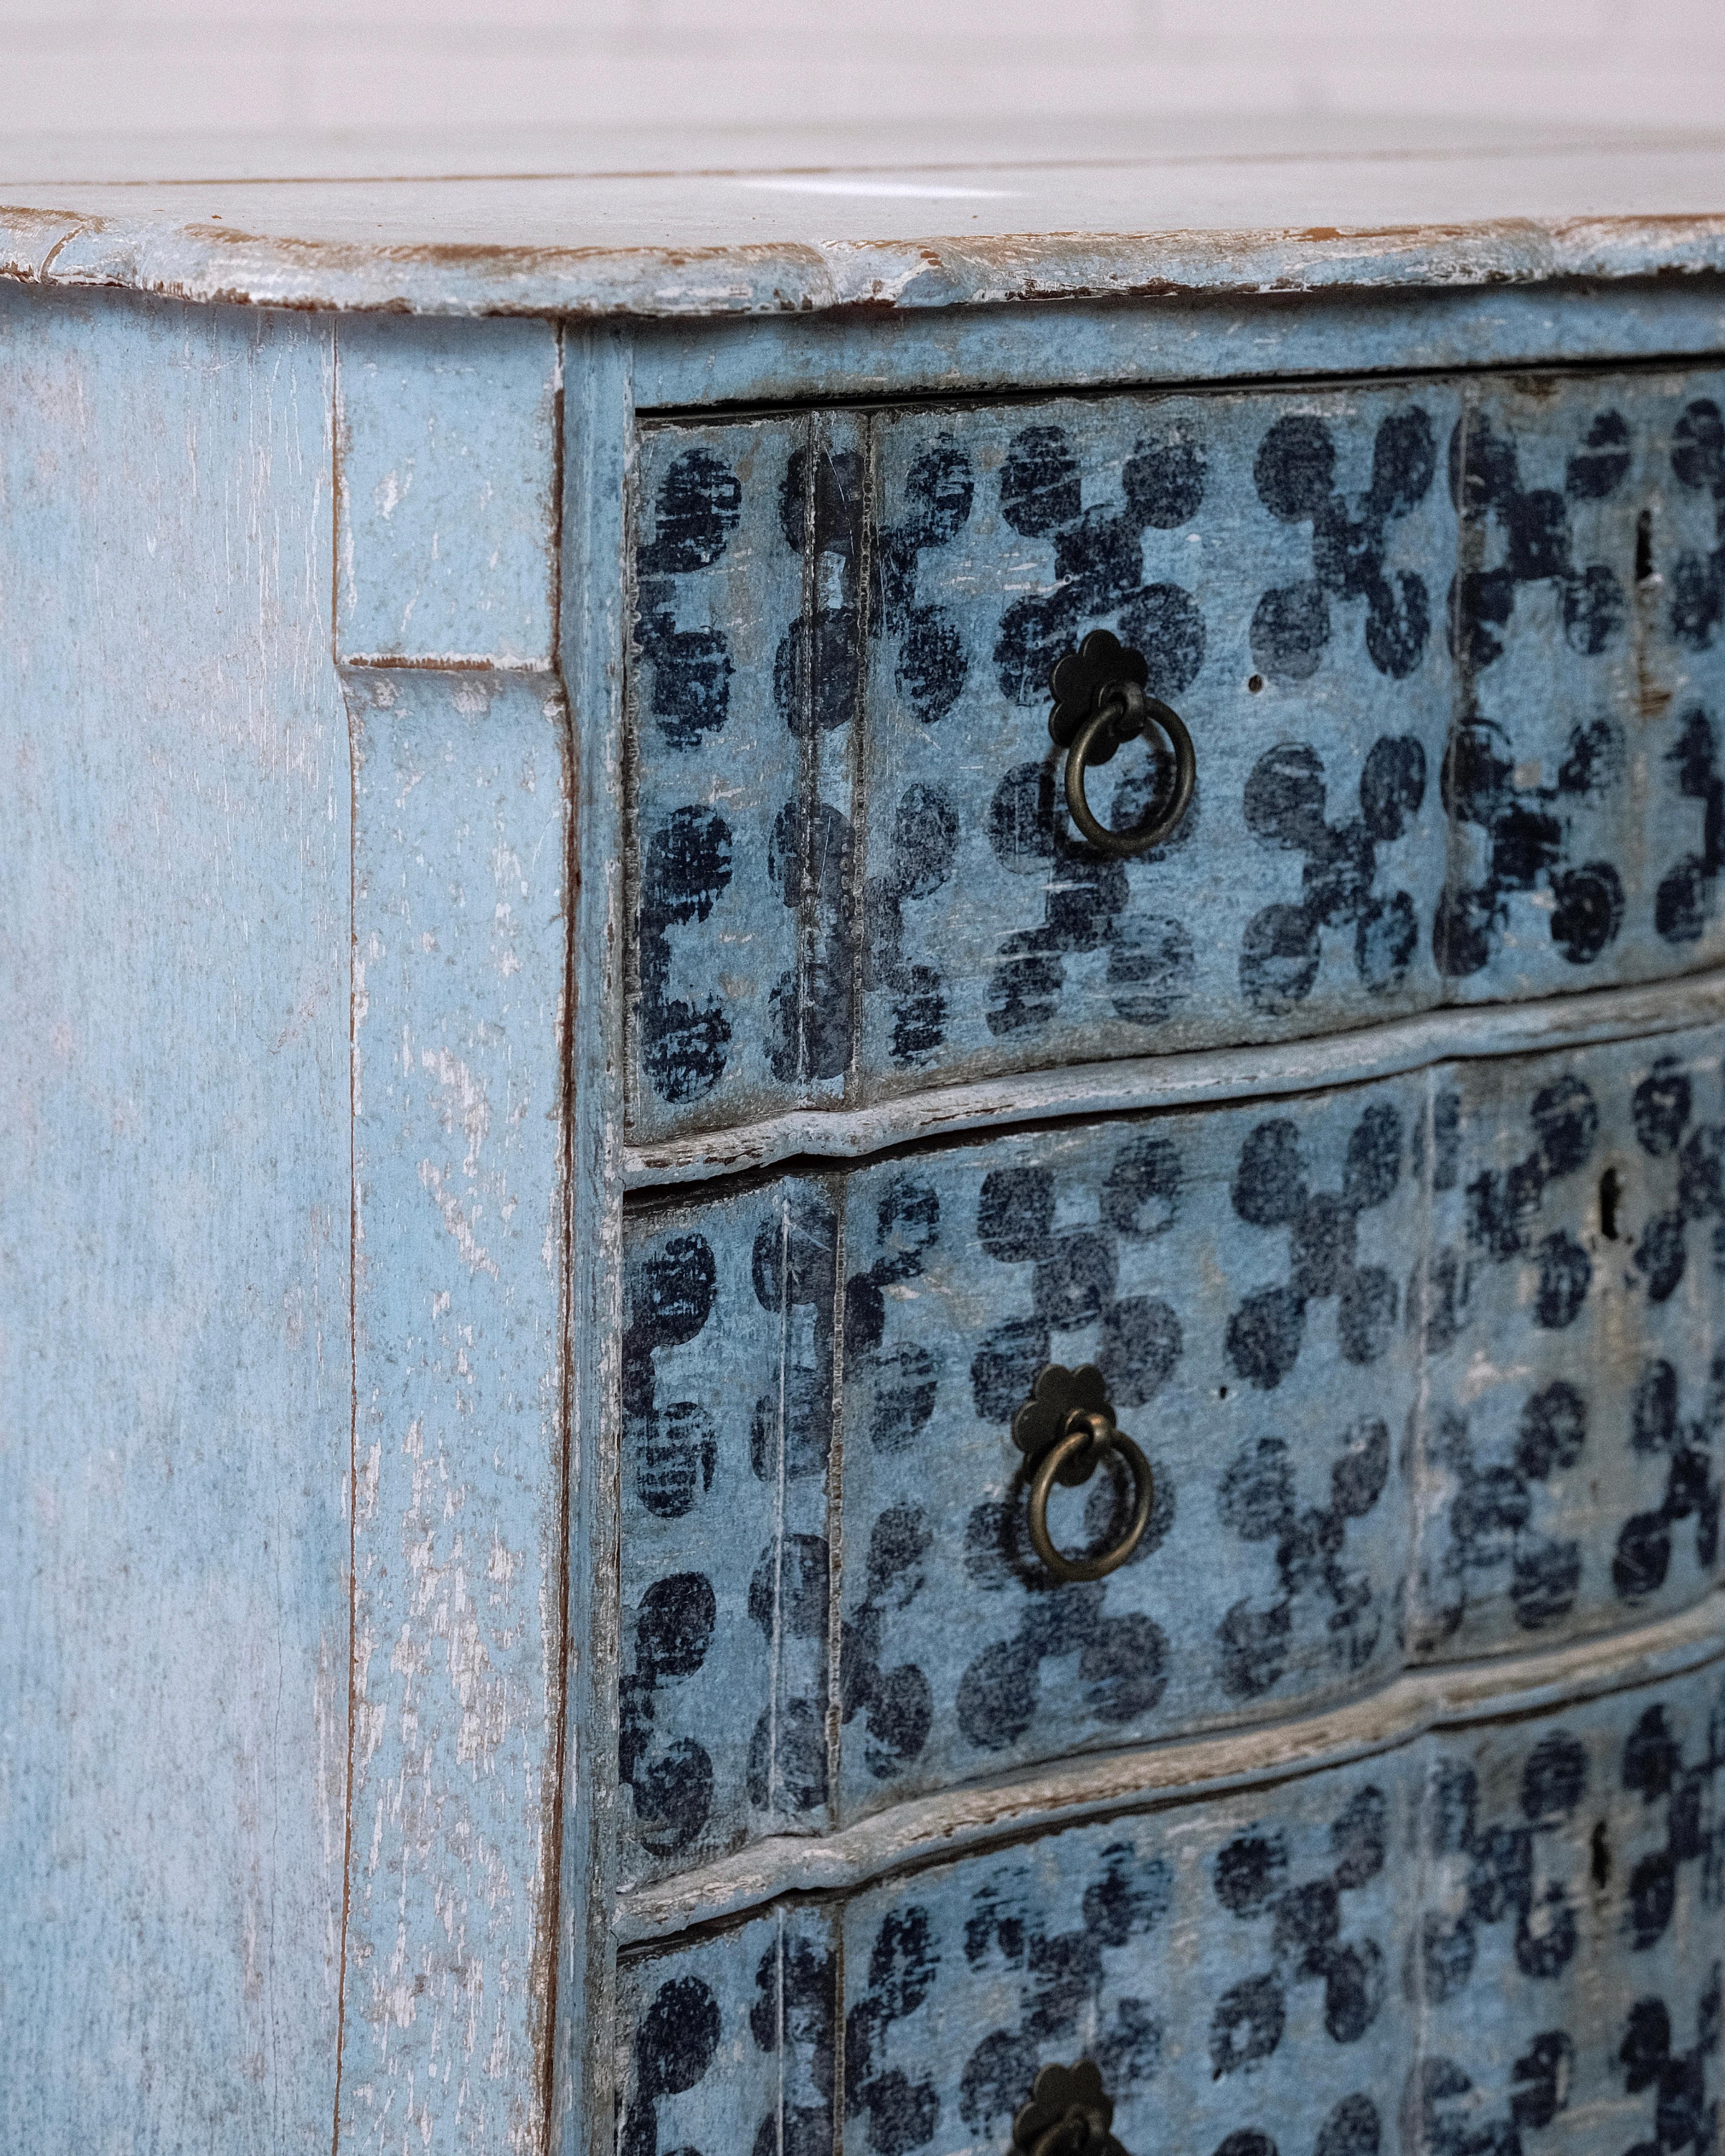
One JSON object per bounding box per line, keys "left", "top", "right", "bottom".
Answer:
{"left": 6, "top": 121, "right": 1725, "bottom": 2156}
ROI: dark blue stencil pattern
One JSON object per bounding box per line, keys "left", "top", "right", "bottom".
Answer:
{"left": 749, "top": 1927, "right": 837, "bottom": 2156}
{"left": 1619, "top": 1978, "right": 1722, "bottom": 2156}
{"left": 1251, "top": 406, "right": 1438, "bottom": 681}
{"left": 955, "top": 1842, "right": 1172, "bottom": 2141}
{"left": 1239, "top": 735, "right": 1427, "bottom": 1014}
{"left": 618, "top": 1569, "right": 719, "bottom": 1859}
{"left": 624, "top": 1231, "right": 719, "bottom": 1522}
{"left": 638, "top": 803, "right": 735, "bottom": 1107}
{"left": 1656, "top": 707, "right": 1725, "bottom": 948}
{"left": 1400, "top": 2034, "right": 1575, "bottom": 2156}
{"left": 991, "top": 421, "right": 1208, "bottom": 708}
{"left": 1617, "top": 1673, "right": 1725, "bottom": 1955}
{"left": 1670, "top": 397, "right": 1725, "bottom": 652}
{"left": 846, "top": 1907, "right": 943, "bottom": 2156}
{"left": 1414, "top": 1388, "right": 1590, "bottom": 1650}
{"left": 621, "top": 1972, "right": 723, "bottom": 2156}
{"left": 1449, "top": 407, "right": 1631, "bottom": 673}
{"left": 1412, "top": 1729, "right": 1590, "bottom": 2001}
{"left": 983, "top": 756, "right": 1197, "bottom": 1039}
{"left": 1214, "top": 1415, "right": 1393, "bottom": 1699}
{"left": 864, "top": 783, "right": 960, "bottom": 1066}
{"left": 746, "top": 1186, "right": 840, "bottom": 1819}
{"left": 635, "top": 445, "right": 743, "bottom": 750}
{"left": 1613, "top": 1358, "right": 1724, "bottom": 1607}
{"left": 1225, "top": 1102, "right": 1404, "bottom": 1392}
{"left": 871, "top": 437, "right": 976, "bottom": 726}
{"left": 766, "top": 796, "right": 854, "bottom": 1088}
{"left": 1460, "top": 1074, "right": 1598, "bottom": 1330}
{"left": 1433, "top": 711, "right": 1627, "bottom": 978}
{"left": 1630, "top": 1052, "right": 1725, "bottom": 1307}
{"left": 775, "top": 440, "right": 866, "bottom": 739}
{"left": 1209, "top": 1784, "right": 1390, "bottom": 2073}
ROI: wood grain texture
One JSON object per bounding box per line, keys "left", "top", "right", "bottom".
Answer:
{"left": 614, "top": 1022, "right": 1725, "bottom": 1891}
{"left": 618, "top": 1644, "right": 1725, "bottom": 2156}
{"left": 341, "top": 667, "right": 571, "bottom": 2155}
{"left": 0, "top": 286, "right": 350, "bottom": 2151}
{"left": 629, "top": 367, "right": 1725, "bottom": 1144}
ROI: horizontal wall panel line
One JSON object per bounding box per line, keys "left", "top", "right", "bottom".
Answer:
{"left": 613, "top": 1587, "right": 1725, "bottom": 1949}
{"left": 624, "top": 962, "right": 1725, "bottom": 1188}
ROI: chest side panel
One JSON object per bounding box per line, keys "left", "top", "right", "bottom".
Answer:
{"left": 0, "top": 287, "right": 350, "bottom": 2152}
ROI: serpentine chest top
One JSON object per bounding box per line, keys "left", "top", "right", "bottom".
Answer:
{"left": 9, "top": 117, "right": 1725, "bottom": 2156}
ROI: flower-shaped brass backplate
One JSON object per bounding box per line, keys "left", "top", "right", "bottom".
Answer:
{"left": 1012, "top": 1363, "right": 1113, "bottom": 1487}
{"left": 1011, "top": 2060, "right": 1128, "bottom": 2156}
{"left": 1047, "top": 628, "right": 1149, "bottom": 754}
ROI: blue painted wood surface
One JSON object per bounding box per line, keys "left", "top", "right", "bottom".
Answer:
{"left": 336, "top": 315, "right": 561, "bottom": 670}
{"left": 617, "top": 1649, "right": 1725, "bottom": 2156}
{"left": 553, "top": 321, "right": 637, "bottom": 2156}
{"left": 9, "top": 129, "right": 1725, "bottom": 323}
{"left": 335, "top": 315, "right": 573, "bottom": 2154}
{"left": 7, "top": 260, "right": 1725, "bottom": 2156}
{"left": 0, "top": 286, "right": 351, "bottom": 2152}
{"left": 628, "top": 368, "right": 1725, "bottom": 1144}
{"left": 617, "top": 1023, "right": 1725, "bottom": 1886}
{"left": 630, "top": 281, "right": 1725, "bottom": 414}
{"left": 342, "top": 669, "right": 570, "bottom": 2154}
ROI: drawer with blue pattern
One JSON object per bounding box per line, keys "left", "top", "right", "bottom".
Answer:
{"left": 628, "top": 368, "right": 1725, "bottom": 1145}
{"left": 617, "top": 1022, "right": 1725, "bottom": 1890}
{"left": 616, "top": 1651, "right": 1725, "bottom": 2156}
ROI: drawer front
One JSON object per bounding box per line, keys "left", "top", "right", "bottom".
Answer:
{"left": 617, "top": 1653, "right": 1725, "bottom": 2156}
{"left": 628, "top": 367, "right": 1725, "bottom": 1145}
{"left": 616, "top": 1024, "right": 1725, "bottom": 1889}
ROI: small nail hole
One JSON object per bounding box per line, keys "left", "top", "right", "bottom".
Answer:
{"left": 1218, "top": 1385, "right": 1229, "bottom": 1400}
{"left": 1246, "top": 674, "right": 1264, "bottom": 693}
{"left": 1599, "top": 1166, "right": 1622, "bottom": 1241}
{"left": 1591, "top": 1819, "right": 1612, "bottom": 1888}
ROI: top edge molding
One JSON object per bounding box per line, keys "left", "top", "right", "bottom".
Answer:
{"left": 7, "top": 129, "right": 1725, "bottom": 318}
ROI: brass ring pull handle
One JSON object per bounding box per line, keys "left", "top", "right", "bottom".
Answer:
{"left": 1012, "top": 1364, "right": 1154, "bottom": 1585}
{"left": 1012, "top": 2061, "right": 1129, "bottom": 2156}
{"left": 1049, "top": 629, "right": 1196, "bottom": 858}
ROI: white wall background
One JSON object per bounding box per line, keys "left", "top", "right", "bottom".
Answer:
{"left": 4, "top": 0, "right": 1724, "bottom": 143}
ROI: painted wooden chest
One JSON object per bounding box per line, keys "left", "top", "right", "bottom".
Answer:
{"left": 6, "top": 118, "right": 1725, "bottom": 2156}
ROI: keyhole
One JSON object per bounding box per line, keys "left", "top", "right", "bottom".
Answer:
{"left": 1591, "top": 1819, "right": 1612, "bottom": 1888}
{"left": 1636, "top": 508, "right": 1654, "bottom": 585}
{"left": 1599, "top": 1166, "right": 1623, "bottom": 1241}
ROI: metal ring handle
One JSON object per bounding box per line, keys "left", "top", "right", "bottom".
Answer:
{"left": 1026, "top": 1420, "right": 1154, "bottom": 1583}
{"left": 1064, "top": 686, "right": 1196, "bottom": 858}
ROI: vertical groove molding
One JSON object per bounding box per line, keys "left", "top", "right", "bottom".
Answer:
{"left": 334, "top": 315, "right": 573, "bottom": 2155}
{"left": 552, "top": 325, "right": 636, "bottom": 2156}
